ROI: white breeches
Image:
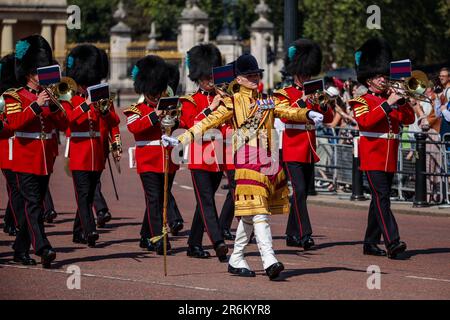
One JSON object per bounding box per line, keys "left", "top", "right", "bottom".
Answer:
{"left": 228, "top": 214, "right": 278, "bottom": 270}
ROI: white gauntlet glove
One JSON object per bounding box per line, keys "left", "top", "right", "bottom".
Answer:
{"left": 161, "top": 135, "right": 180, "bottom": 147}
{"left": 307, "top": 110, "right": 324, "bottom": 126}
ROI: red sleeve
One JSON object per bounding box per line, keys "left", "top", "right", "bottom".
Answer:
{"left": 125, "top": 111, "right": 159, "bottom": 135}
{"left": 47, "top": 103, "right": 69, "bottom": 132}
{"left": 312, "top": 102, "right": 335, "bottom": 124}
{"left": 180, "top": 100, "right": 198, "bottom": 128}
{"left": 4, "top": 96, "right": 40, "bottom": 131}
{"left": 108, "top": 104, "right": 121, "bottom": 139}
{"left": 0, "top": 121, "right": 13, "bottom": 138}
{"left": 67, "top": 96, "right": 92, "bottom": 125}
{"left": 392, "top": 102, "right": 415, "bottom": 125}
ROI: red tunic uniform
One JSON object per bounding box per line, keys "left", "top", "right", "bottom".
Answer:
{"left": 180, "top": 91, "right": 225, "bottom": 172}
{"left": 4, "top": 88, "right": 68, "bottom": 175}
{"left": 99, "top": 103, "right": 121, "bottom": 156}
{"left": 64, "top": 95, "right": 120, "bottom": 172}
{"left": 274, "top": 85, "right": 334, "bottom": 163}
{"left": 349, "top": 93, "right": 415, "bottom": 172}
{"left": 124, "top": 101, "right": 178, "bottom": 174}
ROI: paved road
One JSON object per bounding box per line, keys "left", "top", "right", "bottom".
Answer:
{"left": 1, "top": 114, "right": 449, "bottom": 300}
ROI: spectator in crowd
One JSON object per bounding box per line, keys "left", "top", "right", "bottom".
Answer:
{"left": 434, "top": 67, "right": 450, "bottom": 174}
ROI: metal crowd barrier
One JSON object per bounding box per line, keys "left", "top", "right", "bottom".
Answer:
{"left": 312, "top": 127, "right": 450, "bottom": 209}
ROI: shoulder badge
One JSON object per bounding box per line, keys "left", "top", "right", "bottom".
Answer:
{"left": 274, "top": 88, "right": 290, "bottom": 100}
{"left": 180, "top": 94, "right": 197, "bottom": 106}
{"left": 123, "top": 104, "right": 142, "bottom": 117}
{"left": 3, "top": 88, "right": 23, "bottom": 115}
{"left": 349, "top": 96, "right": 370, "bottom": 118}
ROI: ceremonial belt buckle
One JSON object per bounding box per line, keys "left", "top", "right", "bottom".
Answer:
{"left": 89, "top": 130, "right": 96, "bottom": 138}
{"left": 305, "top": 124, "right": 314, "bottom": 131}
{"left": 40, "top": 132, "right": 47, "bottom": 140}
{"left": 387, "top": 132, "right": 395, "bottom": 140}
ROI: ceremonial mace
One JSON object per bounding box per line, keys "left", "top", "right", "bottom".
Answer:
{"left": 159, "top": 103, "right": 179, "bottom": 276}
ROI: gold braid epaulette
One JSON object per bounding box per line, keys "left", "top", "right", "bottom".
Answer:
{"left": 3, "top": 88, "right": 22, "bottom": 103}
{"left": 273, "top": 88, "right": 290, "bottom": 100}
{"left": 348, "top": 96, "right": 368, "bottom": 107}
{"left": 180, "top": 94, "right": 197, "bottom": 106}
{"left": 123, "top": 104, "right": 141, "bottom": 116}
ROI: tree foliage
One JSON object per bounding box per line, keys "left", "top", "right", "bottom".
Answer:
{"left": 68, "top": 0, "right": 450, "bottom": 68}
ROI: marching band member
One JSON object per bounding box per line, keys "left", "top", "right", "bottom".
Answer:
{"left": 0, "top": 53, "right": 20, "bottom": 237}
{"left": 4, "top": 35, "right": 68, "bottom": 267}
{"left": 64, "top": 44, "right": 120, "bottom": 247}
{"left": 124, "top": 55, "right": 178, "bottom": 255}
{"left": 93, "top": 49, "right": 120, "bottom": 228}
{"left": 274, "top": 39, "right": 334, "bottom": 250}
{"left": 163, "top": 54, "right": 324, "bottom": 280}
{"left": 349, "top": 38, "right": 415, "bottom": 259}
{"left": 179, "top": 44, "right": 228, "bottom": 261}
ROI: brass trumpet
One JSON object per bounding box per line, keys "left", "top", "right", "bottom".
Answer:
{"left": 94, "top": 92, "right": 116, "bottom": 113}
{"left": 377, "top": 70, "right": 432, "bottom": 104}
{"left": 30, "top": 77, "right": 78, "bottom": 116}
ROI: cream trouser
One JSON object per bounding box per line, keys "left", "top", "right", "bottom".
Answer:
{"left": 228, "top": 214, "right": 278, "bottom": 270}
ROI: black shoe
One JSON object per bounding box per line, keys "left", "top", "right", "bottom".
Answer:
{"left": 387, "top": 241, "right": 407, "bottom": 259}
{"left": 169, "top": 221, "right": 184, "bottom": 236}
{"left": 155, "top": 239, "right": 172, "bottom": 256}
{"left": 41, "top": 248, "right": 56, "bottom": 269}
{"left": 228, "top": 265, "right": 256, "bottom": 277}
{"left": 214, "top": 242, "right": 229, "bottom": 262}
{"left": 44, "top": 210, "right": 58, "bottom": 223}
{"left": 13, "top": 252, "right": 37, "bottom": 266}
{"left": 87, "top": 232, "right": 99, "bottom": 248}
{"left": 286, "top": 235, "right": 302, "bottom": 247}
{"left": 301, "top": 236, "right": 315, "bottom": 250}
{"left": 4, "top": 225, "right": 18, "bottom": 237}
{"left": 222, "top": 229, "right": 235, "bottom": 241}
{"left": 97, "top": 210, "right": 112, "bottom": 228}
{"left": 139, "top": 237, "right": 155, "bottom": 251}
{"left": 265, "top": 262, "right": 285, "bottom": 280}
{"left": 73, "top": 233, "right": 87, "bottom": 244}
{"left": 187, "top": 246, "right": 211, "bottom": 259}
{"left": 363, "top": 244, "right": 387, "bottom": 257}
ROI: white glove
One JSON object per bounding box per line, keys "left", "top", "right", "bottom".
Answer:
{"left": 308, "top": 111, "right": 324, "bottom": 125}
{"left": 161, "top": 135, "right": 179, "bottom": 147}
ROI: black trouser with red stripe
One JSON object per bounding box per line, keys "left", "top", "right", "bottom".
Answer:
{"left": 72, "top": 171, "right": 102, "bottom": 237}
{"left": 284, "top": 162, "right": 314, "bottom": 238}
{"left": 2, "top": 169, "right": 21, "bottom": 229}
{"left": 219, "top": 169, "right": 235, "bottom": 232}
{"left": 365, "top": 171, "right": 400, "bottom": 247}
{"left": 140, "top": 172, "right": 176, "bottom": 239}
{"left": 13, "top": 173, "right": 51, "bottom": 256}
{"left": 189, "top": 170, "right": 224, "bottom": 248}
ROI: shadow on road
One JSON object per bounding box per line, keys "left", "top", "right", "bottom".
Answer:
{"left": 395, "top": 247, "right": 450, "bottom": 260}
{"left": 274, "top": 266, "right": 367, "bottom": 281}
{"left": 52, "top": 251, "right": 153, "bottom": 268}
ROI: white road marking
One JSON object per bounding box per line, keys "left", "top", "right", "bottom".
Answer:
{"left": 0, "top": 263, "right": 218, "bottom": 292}
{"left": 406, "top": 276, "right": 450, "bottom": 283}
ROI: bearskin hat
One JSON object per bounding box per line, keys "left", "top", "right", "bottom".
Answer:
{"left": 99, "top": 48, "right": 109, "bottom": 80}
{"left": 132, "top": 55, "right": 169, "bottom": 96}
{"left": 186, "top": 43, "right": 222, "bottom": 82}
{"left": 14, "top": 35, "right": 53, "bottom": 86}
{"left": 66, "top": 44, "right": 105, "bottom": 87}
{"left": 0, "top": 54, "right": 18, "bottom": 94}
{"left": 355, "top": 38, "right": 392, "bottom": 84}
{"left": 166, "top": 63, "right": 180, "bottom": 95}
{"left": 285, "top": 38, "right": 322, "bottom": 78}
